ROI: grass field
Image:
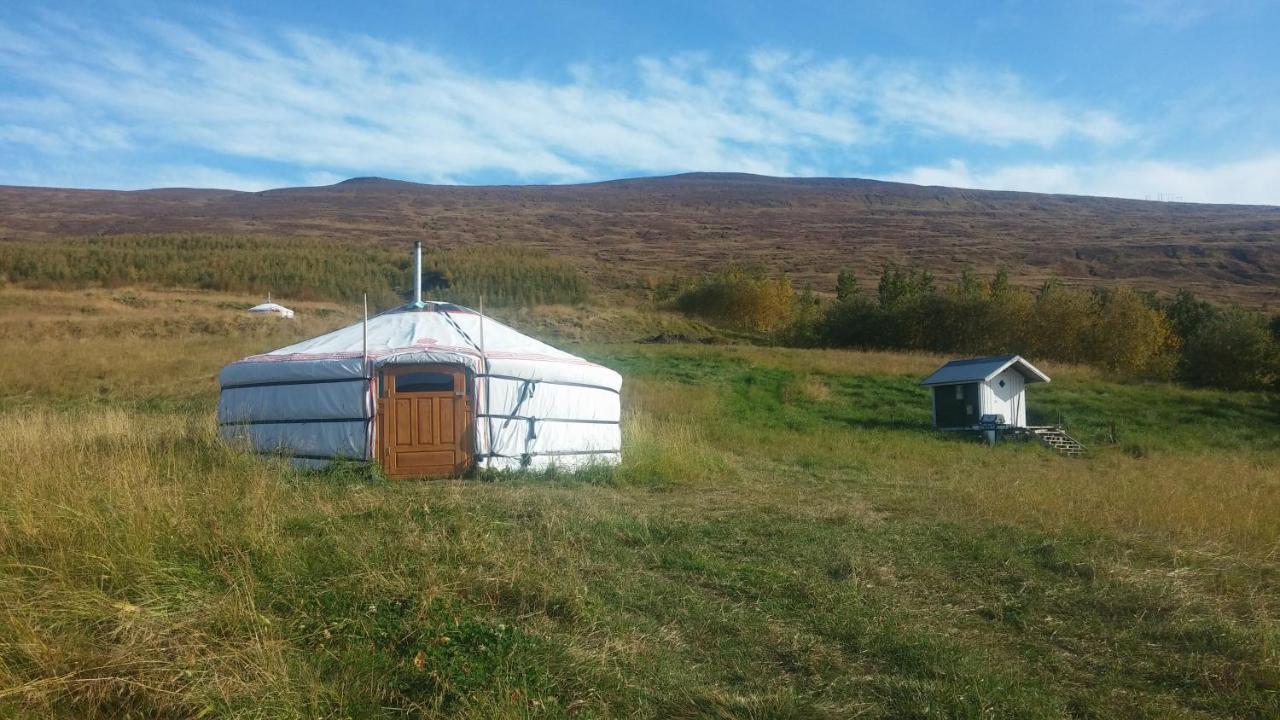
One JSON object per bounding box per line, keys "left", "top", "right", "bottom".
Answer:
{"left": 1, "top": 287, "right": 1277, "bottom": 718}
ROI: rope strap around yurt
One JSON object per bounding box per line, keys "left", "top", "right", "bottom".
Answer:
{"left": 433, "top": 306, "right": 622, "bottom": 467}
{"left": 494, "top": 379, "right": 536, "bottom": 467}
{"left": 436, "top": 310, "right": 482, "bottom": 353}
{"left": 472, "top": 375, "right": 623, "bottom": 466}
{"left": 432, "top": 307, "right": 496, "bottom": 465}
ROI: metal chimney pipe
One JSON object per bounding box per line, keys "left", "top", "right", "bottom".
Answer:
{"left": 413, "top": 240, "right": 423, "bottom": 306}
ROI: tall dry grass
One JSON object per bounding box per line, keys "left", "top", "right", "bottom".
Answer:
{"left": 707, "top": 419, "right": 1280, "bottom": 561}
{"left": 0, "top": 287, "right": 352, "bottom": 407}
{"left": 0, "top": 409, "right": 308, "bottom": 715}
{"left": 0, "top": 403, "right": 744, "bottom": 716}
{"left": 613, "top": 379, "right": 734, "bottom": 487}
{"left": 941, "top": 451, "right": 1280, "bottom": 560}
{"left": 1, "top": 284, "right": 1277, "bottom": 717}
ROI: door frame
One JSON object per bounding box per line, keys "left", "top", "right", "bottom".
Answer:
{"left": 375, "top": 363, "right": 475, "bottom": 478}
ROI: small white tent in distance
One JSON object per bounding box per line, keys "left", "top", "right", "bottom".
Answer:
{"left": 248, "top": 293, "right": 295, "bottom": 319}
{"left": 921, "top": 355, "right": 1050, "bottom": 430}
{"left": 217, "top": 243, "right": 621, "bottom": 477}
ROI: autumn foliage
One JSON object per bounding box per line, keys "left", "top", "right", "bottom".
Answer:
{"left": 673, "top": 268, "right": 797, "bottom": 332}
{"left": 676, "top": 263, "right": 1277, "bottom": 390}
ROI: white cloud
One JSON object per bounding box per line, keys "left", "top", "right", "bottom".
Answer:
{"left": 0, "top": 14, "right": 1133, "bottom": 189}
{"left": 890, "top": 154, "right": 1280, "bottom": 205}
{"left": 873, "top": 68, "right": 1135, "bottom": 146}
{"left": 0, "top": 160, "right": 290, "bottom": 192}
{"left": 141, "top": 165, "right": 293, "bottom": 191}
{"left": 0, "top": 123, "right": 131, "bottom": 155}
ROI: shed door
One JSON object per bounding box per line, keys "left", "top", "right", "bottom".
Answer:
{"left": 933, "top": 383, "right": 980, "bottom": 429}
{"left": 379, "top": 365, "right": 472, "bottom": 478}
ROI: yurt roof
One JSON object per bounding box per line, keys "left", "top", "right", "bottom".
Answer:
{"left": 248, "top": 302, "right": 293, "bottom": 313}
{"left": 921, "top": 355, "right": 1050, "bottom": 386}
{"left": 222, "top": 301, "right": 620, "bottom": 390}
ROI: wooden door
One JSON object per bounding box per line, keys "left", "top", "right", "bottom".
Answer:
{"left": 378, "top": 365, "right": 472, "bottom": 478}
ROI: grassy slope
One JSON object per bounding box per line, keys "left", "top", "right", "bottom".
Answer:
{"left": 0, "top": 288, "right": 1277, "bottom": 718}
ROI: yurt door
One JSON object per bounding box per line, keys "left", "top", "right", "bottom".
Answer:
{"left": 378, "top": 365, "right": 472, "bottom": 478}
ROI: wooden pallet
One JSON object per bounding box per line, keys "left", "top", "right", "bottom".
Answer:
{"left": 1030, "top": 426, "right": 1088, "bottom": 457}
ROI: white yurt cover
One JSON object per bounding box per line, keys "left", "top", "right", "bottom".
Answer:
{"left": 248, "top": 302, "right": 295, "bottom": 318}
{"left": 218, "top": 302, "right": 622, "bottom": 471}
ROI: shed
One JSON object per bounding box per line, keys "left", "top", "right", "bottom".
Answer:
{"left": 921, "top": 355, "right": 1049, "bottom": 429}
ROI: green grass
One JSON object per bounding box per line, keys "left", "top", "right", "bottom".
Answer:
{"left": 1034, "top": 378, "right": 1279, "bottom": 454}
{"left": 1, "top": 293, "right": 1278, "bottom": 718}
{"left": 597, "top": 344, "right": 1279, "bottom": 454}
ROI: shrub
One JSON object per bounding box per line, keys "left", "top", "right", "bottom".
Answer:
{"left": 1163, "top": 289, "right": 1219, "bottom": 342}
{"left": 835, "top": 268, "right": 859, "bottom": 301}
{"left": 1028, "top": 281, "right": 1094, "bottom": 363}
{"left": 674, "top": 268, "right": 796, "bottom": 332}
{"left": 813, "top": 294, "right": 884, "bottom": 348}
{"left": 808, "top": 265, "right": 1273, "bottom": 391}
{"left": 1083, "top": 288, "right": 1179, "bottom": 377}
{"left": 1181, "top": 307, "right": 1280, "bottom": 390}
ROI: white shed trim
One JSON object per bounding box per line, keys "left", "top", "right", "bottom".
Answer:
{"left": 923, "top": 355, "right": 1050, "bottom": 430}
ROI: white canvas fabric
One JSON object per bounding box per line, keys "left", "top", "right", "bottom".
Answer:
{"left": 218, "top": 302, "right": 622, "bottom": 472}
{"left": 248, "top": 302, "right": 295, "bottom": 318}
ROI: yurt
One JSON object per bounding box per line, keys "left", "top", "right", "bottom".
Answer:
{"left": 248, "top": 294, "right": 295, "bottom": 318}
{"left": 218, "top": 244, "right": 621, "bottom": 477}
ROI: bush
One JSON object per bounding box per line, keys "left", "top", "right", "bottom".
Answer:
{"left": 1082, "top": 288, "right": 1178, "bottom": 377}
{"left": 808, "top": 265, "right": 1270, "bottom": 391}
{"left": 1027, "top": 281, "right": 1093, "bottom": 363}
{"left": 1180, "top": 308, "right": 1280, "bottom": 390}
{"left": 835, "top": 268, "right": 859, "bottom": 301}
{"left": 674, "top": 268, "right": 796, "bottom": 332}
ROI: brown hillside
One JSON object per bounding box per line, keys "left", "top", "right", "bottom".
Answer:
{"left": 0, "top": 172, "right": 1276, "bottom": 306}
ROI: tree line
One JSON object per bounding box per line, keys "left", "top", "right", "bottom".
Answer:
{"left": 0, "top": 235, "right": 588, "bottom": 309}
{"left": 673, "top": 265, "right": 1279, "bottom": 391}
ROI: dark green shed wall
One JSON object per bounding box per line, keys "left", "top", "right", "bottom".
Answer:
{"left": 933, "top": 383, "right": 980, "bottom": 428}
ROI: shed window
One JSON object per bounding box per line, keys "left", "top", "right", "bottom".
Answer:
{"left": 954, "top": 386, "right": 964, "bottom": 400}
{"left": 395, "top": 372, "right": 455, "bottom": 393}
{"left": 998, "top": 379, "right": 1006, "bottom": 388}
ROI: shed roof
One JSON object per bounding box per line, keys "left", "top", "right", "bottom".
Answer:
{"left": 920, "top": 355, "right": 1050, "bottom": 386}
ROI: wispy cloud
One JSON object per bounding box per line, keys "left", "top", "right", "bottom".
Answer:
{"left": 0, "top": 13, "right": 1133, "bottom": 189}
{"left": 891, "top": 154, "right": 1280, "bottom": 205}
{"left": 871, "top": 67, "right": 1133, "bottom": 146}
{"left": 1121, "top": 0, "right": 1221, "bottom": 28}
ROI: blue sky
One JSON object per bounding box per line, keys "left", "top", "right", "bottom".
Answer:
{"left": 1, "top": 0, "right": 1278, "bottom": 202}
